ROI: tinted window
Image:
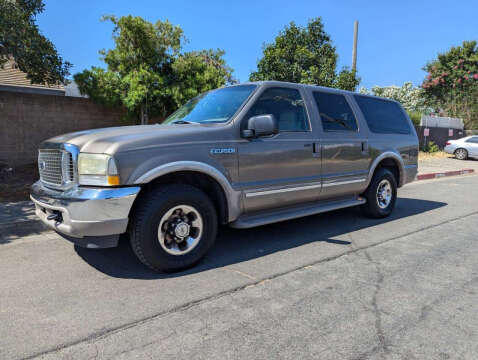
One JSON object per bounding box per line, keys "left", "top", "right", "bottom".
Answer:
{"left": 466, "top": 136, "right": 478, "bottom": 143}
{"left": 354, "top": 96, "right": 411, "bottom": 134}
{"left": 313, "top": 92, "right": 358, "bottom": 132}
{"left": 246, "top": 87, "right": 309, "bottom": 132}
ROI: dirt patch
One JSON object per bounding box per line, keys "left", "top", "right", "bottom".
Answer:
{"left": 418, "top": 151, "right": 452, "bottom": 161}
{"left": 0, "top": 163, "right": 38, "bottom": 202}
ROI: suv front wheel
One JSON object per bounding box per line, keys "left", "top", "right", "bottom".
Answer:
{"left": 129, "top": 184, "right": 218, "bottom": 272}
{"left": 360, "top": 168, "right": 397, "bottom": 218}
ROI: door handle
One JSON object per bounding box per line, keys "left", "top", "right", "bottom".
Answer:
{"left": 361, "top": 141, "right": 369, "bottom": 153}
{"left": 305, "top": 143, "right": 320, "bottom": 157}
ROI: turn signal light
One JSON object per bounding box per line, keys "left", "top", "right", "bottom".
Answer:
{"left": 107, "top": 175, "right": 120, "bottom": 186}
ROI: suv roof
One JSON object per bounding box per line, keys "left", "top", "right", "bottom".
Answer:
{"left": 237, "top": 80, "right": 402, "bottom": 105}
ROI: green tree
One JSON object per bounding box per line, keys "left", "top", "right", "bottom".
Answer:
{"left": 359, "top": 82, "right": 428, "bottom": 113}
{"left": 0, "top": 0, "right": 71, "bottom": 84}
{"left": 421, "top": 40, "right": 478, "bottom": 129}
{"left": 250, "top": 18, "right": 359, "bottom": 91}
{"left": 170, "top": 49, "right": 235, "bottom": 107}
{"left": 74, "top": 15, "right": 233, "bottom": 124}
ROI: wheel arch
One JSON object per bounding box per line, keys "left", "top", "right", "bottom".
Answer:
{"left": 366, "top": 152, "right": 405, "bottom": 188}
{"left": 132, "top": 161, "right": 241, "bottom": 223}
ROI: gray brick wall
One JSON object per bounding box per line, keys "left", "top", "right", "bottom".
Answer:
{"left": 0, "top": 91, "right": 131, "bottom": 167}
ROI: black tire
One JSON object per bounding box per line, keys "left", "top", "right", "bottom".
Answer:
{"left": 454, "top": 148, "right": 468, "bottom": 160}
{"left": 360, "top": 168, "right": 397, "bottom": 218}
{"left": 129, "top": 184, "right": 218, "bottom": 272}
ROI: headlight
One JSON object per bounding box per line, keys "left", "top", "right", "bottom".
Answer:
{"left": 78, "top": 153, "right": 120, "bottom": 186}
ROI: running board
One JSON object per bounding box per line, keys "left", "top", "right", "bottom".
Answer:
{"left": 230, "top": 197, "right": 366, "bottom": 229}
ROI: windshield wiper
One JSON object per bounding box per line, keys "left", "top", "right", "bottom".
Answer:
{"left": 171, "top": 120, "right": 197, "bottom": 125}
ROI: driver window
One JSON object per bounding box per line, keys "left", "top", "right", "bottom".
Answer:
{"left": 245, "top": 87, "right": 309, "bottom": 132}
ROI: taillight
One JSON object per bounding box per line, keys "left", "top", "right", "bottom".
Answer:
{"left": 446, "top": 142, "right": 451, "bottom": 145}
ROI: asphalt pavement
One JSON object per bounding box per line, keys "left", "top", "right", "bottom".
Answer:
{"left": 1, "top": 174, "right": 477, "bottom": 359}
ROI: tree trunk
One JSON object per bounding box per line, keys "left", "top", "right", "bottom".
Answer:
{"left": 140, "top": 103, "right": 148, "bottom": 125}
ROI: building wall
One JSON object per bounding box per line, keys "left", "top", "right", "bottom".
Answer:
{"left": 0, "top": 91, "right": 130, "bottom": 167}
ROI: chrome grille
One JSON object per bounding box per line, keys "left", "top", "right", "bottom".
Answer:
{"left": 38, "top": 149, "right": 75, "bottom": 187}
{"left": 38, "top": 150, "right": 63, "bottom": 185}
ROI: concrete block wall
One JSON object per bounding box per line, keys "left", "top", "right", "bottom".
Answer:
{"left": 0, "top": 91, "right": 131, "bottom": 167}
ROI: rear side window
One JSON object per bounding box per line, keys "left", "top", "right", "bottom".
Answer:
{"left": 354, "top": 96, "right": 411, "bottom": 134}
{"left": 466, "top": 136, "right": 478, "bottom": 143}
{"left": 313, "top": 91, "right": 358, "bottom": 132}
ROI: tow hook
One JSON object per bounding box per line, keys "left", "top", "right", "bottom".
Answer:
{"left": 47, "top": 211, "right": 63, "bottom": 224}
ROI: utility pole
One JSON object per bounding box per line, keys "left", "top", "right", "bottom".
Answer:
{"left": 352, "top": 20, "right": 359, "bottom": 73}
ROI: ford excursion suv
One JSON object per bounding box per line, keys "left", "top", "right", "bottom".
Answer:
{"left": 31, "top": 81, "right": 418, "bottom": 272}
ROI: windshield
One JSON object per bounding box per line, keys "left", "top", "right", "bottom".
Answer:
{"left": 164, "top": 85, "right": 257, "bottom": 124}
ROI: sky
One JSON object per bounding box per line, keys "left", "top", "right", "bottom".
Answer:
{"left": 37, "top": 0, "right": 478, "bottom": 89}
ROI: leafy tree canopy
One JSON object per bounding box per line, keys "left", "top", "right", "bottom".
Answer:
{"left": 359, "top": 82, "right": 429, "bottom": 113}
{"left": 74, "top": 15, "right": 234, "bottom": 124}
{"left": 249, "top": 18, "right": 359, "bottom": 91}
{"left": 0, "top": 0, "right": 71, "bottom": 84}
{"left": 421, "top": 40, "right": 478, "bottom": 128}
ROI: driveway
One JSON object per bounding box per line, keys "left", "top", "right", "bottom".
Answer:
{"left": 1, "top": 175, "right": 478, "bottom": 359}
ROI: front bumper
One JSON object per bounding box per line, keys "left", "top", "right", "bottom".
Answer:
{"left": 31, "top": 181, "right": 141, "bottom": 247}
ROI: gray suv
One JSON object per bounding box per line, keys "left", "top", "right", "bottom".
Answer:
{"left": 31, "top": 81, "right": 418, "bottom": 272}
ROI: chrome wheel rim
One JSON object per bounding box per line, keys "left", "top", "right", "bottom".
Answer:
{"left": 456, "top": 149, "right": 466, "bottom": 159}
{"left": 158, "top": 205, "right": 203, "bottom": 255}
{"left": 376, "top": 179, "right": 392, "bottom": 209}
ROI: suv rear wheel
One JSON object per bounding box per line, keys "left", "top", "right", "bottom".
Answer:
{"left": 129, "top": 184, "right": 218, "bottom": 272}
{"left": 360, "top": 168, "right": 397, "bottom": 218}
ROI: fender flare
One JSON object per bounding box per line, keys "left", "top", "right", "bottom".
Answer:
{"left": 366, "top": 152, "right": 406, "bottom": 188}
{"left": 133, "top": 161, "right": 241, "bottom": 222}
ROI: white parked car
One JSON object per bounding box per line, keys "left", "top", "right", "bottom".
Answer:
{"left": 444, "top": 136, "right": 478, "bottom": 160}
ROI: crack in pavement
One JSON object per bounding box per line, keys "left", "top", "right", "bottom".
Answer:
{"left": 24, "top": 210, "right": 478, "bottom": 360}
{"left": 363, "top": 249, "right": 389, "bottom": 355}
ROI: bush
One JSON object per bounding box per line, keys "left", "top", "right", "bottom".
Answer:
{"left": 422, "top": 140, "right": 440, "bottom": 153}
{"left": 407, "top": 111, "right": 422, "bottom": 127}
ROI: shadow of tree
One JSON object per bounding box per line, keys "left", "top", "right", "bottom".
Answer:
{"left": 0, "top": 201, "right": 47, "bottom": 245}
{"left": 74, "top": 197, "right": 447, "bottom": 279}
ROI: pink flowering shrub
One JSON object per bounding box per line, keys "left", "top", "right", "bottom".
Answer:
{"left": 421, "top": 40, "right": 478, "bottom": 128}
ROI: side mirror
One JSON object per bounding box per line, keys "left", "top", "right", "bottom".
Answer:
{"left": 242, "top": 114, "right": 279, "bottom": 138}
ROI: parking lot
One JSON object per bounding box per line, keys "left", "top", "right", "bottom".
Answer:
{"left": 1, "top": 174, "right": 478, "bottom": 359}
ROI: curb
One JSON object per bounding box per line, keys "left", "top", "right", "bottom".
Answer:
{"left": 417, "top": 168, "right": 475, "bottom": 181}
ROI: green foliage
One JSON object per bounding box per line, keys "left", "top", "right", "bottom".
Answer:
{"left": 170, "top": 49, "right": 234, "bottom": 107}
{"left": 421, "top": 41, "right": 478, "bottom": 129}
{"left": 74, "top": 15, "right": 234, "bottom": 124}
{"left": 407, "top": 111, "right": 422, "bottom": 127}
{"left": 0, "top": 0, "right": 71, "bottom": 84}
{"left": 249, "top": 18, "right": 360, "bottom": 91}
{"left": 360, "top": 82, "right": 429, "bottom": 114}
{"left": 422, "top": 140, "right": 440, "bottom": 153}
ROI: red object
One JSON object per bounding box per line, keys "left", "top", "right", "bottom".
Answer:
{"left": 417, "top": 169, "right": 474, "bottom": 181}
{"left": 445, "top": 141, "right": 451, "bottom": 145}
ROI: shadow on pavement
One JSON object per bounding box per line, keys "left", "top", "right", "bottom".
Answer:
{"left": 0, "top": 201, "right": 46, "bottom": 245}
{"left": 75, "top": 197, "right": 446, "bottom": 279}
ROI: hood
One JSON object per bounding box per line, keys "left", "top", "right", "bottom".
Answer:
{"left": 41, "top": 124, "right": 229, "bottom": 154}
